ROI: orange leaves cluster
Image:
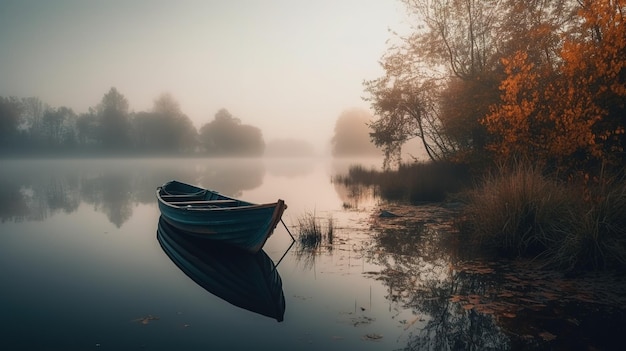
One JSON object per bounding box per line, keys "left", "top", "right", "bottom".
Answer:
{"left": 482, "top": 0, "right": 626, "bottom": 170}
{"left": 482, "top": 52, "right": 542, "bottom": 160}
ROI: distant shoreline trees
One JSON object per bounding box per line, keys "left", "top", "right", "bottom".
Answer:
{"left": 331, "top": 108, "right": 381, "bottom": 157}
{"left": 0, "top": 88, "right": 266, "bottom": 157}
{"left": 199, "top": 109, "right": 265, "bottom": 157}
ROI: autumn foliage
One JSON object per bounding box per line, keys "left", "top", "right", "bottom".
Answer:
{"left": 483, "top": 0, "right": 626, "bottom": 172}
{"left": 365, "top": 0, "right": 626, "bottom": 271}
{"left": 367, "top": 0, "right": 625, "bottom": 175}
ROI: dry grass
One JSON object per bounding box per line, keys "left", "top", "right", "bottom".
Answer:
{"left": 463, "top": 163, "right": 626, "bottom": 271}
{"left": 548, "top": 180, "right": 626, "bottom": 270}
{"left": 464, "top": 164, "right": 576, "bottom": 254}
{"left": 296, "top": 211, "right": 334, "bottom": 250}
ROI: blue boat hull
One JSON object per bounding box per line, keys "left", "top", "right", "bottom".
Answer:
{"left": 156, "top": 180, "right": 286, "bottom": 253}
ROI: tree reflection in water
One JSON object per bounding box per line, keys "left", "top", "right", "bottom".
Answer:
{"left": 333, "top": 180, "right": 374, "bottom": 210}
{"left": 81, "top": 173, "right": 133, "bottom": 228}
{"left": 0, "top": 159, "right": 265, "bottom": 226}
{"left": 366, "top": 211, "right": 511, "bottom": 351}
{"left": 365, "top": 203, "right": 626, "bottom": 350}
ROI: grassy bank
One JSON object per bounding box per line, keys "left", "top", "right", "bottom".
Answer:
{"left": 337, "top": 160, "right": 626, "bottom": 272}
{"left": 463, "top": 165, "right": 626, "bottom": 271}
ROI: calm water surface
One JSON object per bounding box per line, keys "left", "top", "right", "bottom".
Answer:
{"left": 1, "top": 158, "right": 624, "bottom": 350}
{"left": 0, "top": 157, "right": 395, "bottom": 350}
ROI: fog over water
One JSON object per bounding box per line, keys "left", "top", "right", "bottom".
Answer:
{"left": 0, "top": 0, "right": 410, "bottom": 151}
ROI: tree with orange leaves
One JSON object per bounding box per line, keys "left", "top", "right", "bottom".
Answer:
{"left": 562, "top": 0, "right": 626, "bottom": 165}
{"left": 482, "top": 51, "right": 545, "bottom": 161}
{"left": 483, "top": 0, "right": 625, "bottom": 172}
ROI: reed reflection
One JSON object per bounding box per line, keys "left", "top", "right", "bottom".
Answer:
{"left": 332, "top": 180, "right": 376, "bottom": 210}
{"left": 292, "top": 211, "right": 335, "bottom": 270}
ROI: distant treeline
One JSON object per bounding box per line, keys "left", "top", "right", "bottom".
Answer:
{"left": 0, "top": 88, "right": 264, "bottom": 157}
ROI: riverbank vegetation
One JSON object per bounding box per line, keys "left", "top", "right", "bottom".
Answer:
{"left": 340, "top": 160, "right": 626, "bottom": 272}
{"left": 356, "top": 0, "right": 626, "bottom": 272}
{"left": 464, "top": 164, "right": 626, "bottom": 271}
{"left": 334, "top": 161, "right": 470, "bottom": 203}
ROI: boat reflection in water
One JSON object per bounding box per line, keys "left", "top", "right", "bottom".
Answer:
{"left": 156, "top": 217, "right": 286, "bottom": 322}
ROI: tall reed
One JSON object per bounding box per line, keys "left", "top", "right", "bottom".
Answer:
{"left": 463, "top": 163, "right": 626, "bottom": 270}
{"left": 547, "top": 179, "right": 626, "bottom": 270}
{"left": 296, "top": 211, "right": 335, "bottom": 250}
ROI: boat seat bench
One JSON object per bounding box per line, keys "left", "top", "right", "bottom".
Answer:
{"left": 161, "top": 194, "right": 206, "bottom": 201}
{"left": 170, "top": 200, "right": 240, "bottom": 206}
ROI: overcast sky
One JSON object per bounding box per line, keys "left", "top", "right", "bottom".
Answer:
{"left": 0, "top": 0, "right": 409, "bottom": 150}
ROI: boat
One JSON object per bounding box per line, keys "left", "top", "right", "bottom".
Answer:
{"left": 157, "top": 217, "right": 286, "bottom": 322}
{"left": 156, "top": 180, "right": 287, "bottom": 253}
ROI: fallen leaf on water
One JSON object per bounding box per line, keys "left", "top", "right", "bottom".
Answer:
{"left": 539, "top": 331, "right": 557, "bottom": 341}
{"left": 462, "top": 304, "right": 475, "bottom": 310}
{"left": 502, "top": 312, "right": 517, "bottom": 318}
{"left": 518, "top": 297, "right": 540, "bottom": 304}
{"left": 566, "top": 318, "right": 580, "bottom": 326}
{"left": 403, "top": 316, "right": 421, "bottom": 330}
{"left": 528, "top": 304, "right": 547, "bottom": 311}
{"left": 449, "top": 295, "right": 463, "bottom": 303}
{"left": 363, "top": 333, "right": 383, "bottom": 341}
{"left": 133, "top": 315, "right": 160, "bottom": 325}
{"left": 350, "top": 316, "right": 374, "bottom": 326}
{"left": 469, "top": 267, "right": 495, "bottom": 274}
{"left": 474, "top": 305, "right": 495, "bottom": 314}
{"left": 539, "top": 292, "right": 560, "bottom": 300}
{"left": 468, "top": 296, "right": 481, "bottom": 304}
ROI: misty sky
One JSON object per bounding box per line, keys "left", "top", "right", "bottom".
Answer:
{"left": 0, "top": 0, "right": 408, "bottom": 150}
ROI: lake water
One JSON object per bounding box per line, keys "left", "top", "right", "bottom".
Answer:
{"left": 1, "top": 158, "right": 624, "bottom": 350}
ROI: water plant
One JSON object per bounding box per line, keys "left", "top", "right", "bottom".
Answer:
{"left": 295, "top": 211, "right": 335, "bottom": 250}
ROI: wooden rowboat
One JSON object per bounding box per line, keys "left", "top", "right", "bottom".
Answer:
{"left": 157, "top": 217, "right": 286, "bottom": 322}
{"left": 156, "top": 180, "right": 287, "bottom": 253}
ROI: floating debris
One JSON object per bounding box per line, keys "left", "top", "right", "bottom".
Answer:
{"left": 379, "top": 210, "right": 400, "bottom": 218}
{"left": 402, "top": 316, "right": 423, "bottom": 330}
{"left": 350, "top": 315, "right": 375, "bottom": 327}
{"left": 363, "top": 333, "right": 383, "bottom": 341}
{"left": 133, "top": 315, "right": 160, "bottom": 325}
{"left": 539, "top": 331, "right": 557, "bottom": 341}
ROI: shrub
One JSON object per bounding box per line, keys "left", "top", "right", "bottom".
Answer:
{"left": 463, "top": 163, "right": 626, "bottom": 271}
{"left": 548, "top": 179, "right": 626, "bottom": 270}
{"left": 464, "top": 164, "right": 575, "bottom": 255}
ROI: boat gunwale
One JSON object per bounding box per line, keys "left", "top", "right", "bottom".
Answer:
{"left": 157, "top": 194, "right": 282, "bottom": 212}
{"left": 157, "top": 181, "right": 282, "bottom": 212}
{"left": 156, "top": 180, "right": 288, "bottom": 253}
